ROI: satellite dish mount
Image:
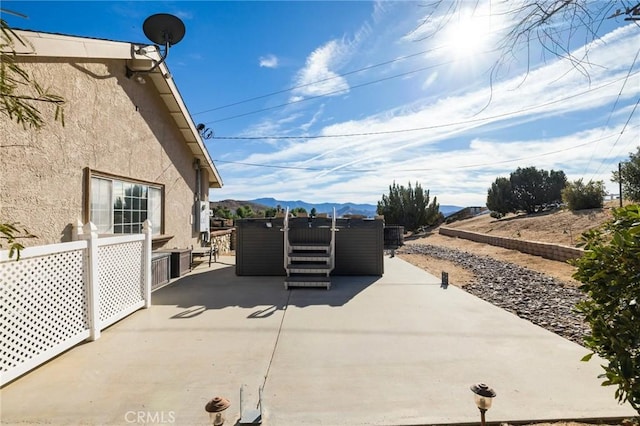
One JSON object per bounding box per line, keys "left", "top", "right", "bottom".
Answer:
{"left": 127, "top": 13, "right": 185, "bottom": 79}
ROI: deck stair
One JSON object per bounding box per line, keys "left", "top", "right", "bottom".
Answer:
{"left": 282, "top": 209, "right": 337, "bottom": 290}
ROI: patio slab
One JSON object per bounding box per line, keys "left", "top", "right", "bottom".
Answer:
{"left": 0, "top": 255, "right": 636, "bottom": 425}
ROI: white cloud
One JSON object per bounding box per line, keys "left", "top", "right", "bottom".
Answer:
{"left": 299, "top": 105, "right": 325, "bottom": 132}
{"left": 291, "top": 40, "right": 350, "bottom": 100}
{"left": 422, "top": 72, "right": 438, "bottom": 90}
{"left": 259, "top": 54, "right": 279, "bottom": 68}
{"left": 211, "top": 24, "right": 640, "bottom": 206}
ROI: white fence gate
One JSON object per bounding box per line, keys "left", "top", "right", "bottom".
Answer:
{"left": 0, "top": 220, "right": 152, "bottom": 386}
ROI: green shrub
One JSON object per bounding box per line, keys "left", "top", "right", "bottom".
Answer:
{"left": 572, "top": 204, "right": 640, "bottom": 413}
{"left": 562, "top": 179, "right": 605, "bottom": 211}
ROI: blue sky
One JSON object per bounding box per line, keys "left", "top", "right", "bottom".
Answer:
{"left": 3, "top": 1, "right": 639, "bottom": 206}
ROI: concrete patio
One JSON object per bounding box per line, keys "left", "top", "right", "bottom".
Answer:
{"left": 0, "top": 255, "right": 636, "bottom": 425}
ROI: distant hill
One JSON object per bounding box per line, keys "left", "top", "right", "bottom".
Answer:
{"left": 210, "top": 199, "right": 271, "bottom": 213}
{"left": 250, "top": 197, "right": 377, "bottom": 217}
{"left": 439, "top": 205, "right": 466, "bottom": 216}
{"left": 211, "top": 197, "right": 464, "bottom": 218}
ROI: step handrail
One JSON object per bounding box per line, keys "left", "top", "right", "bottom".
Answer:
{"left": 281, "top": 207, "right": 290, "bottom": 274}
{"left": 330, "top": 207, "right": 337, "bottom": 271}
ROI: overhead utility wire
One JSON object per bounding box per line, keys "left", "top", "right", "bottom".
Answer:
{"left": 590, "top": 96, "right": 640, "bottom": 178}
{"left": 211, "top": 72, "right": 638, "bottom": 140}
{"left": 192, "top": 46, "right": 447, "bottom": 116}
{"left": 203, "top": 59, "right": 459, "bottom": 125}
{"left": 212, "top": 127, "right": 637, "bottom": 173}
{"left": 581, "top": 45, "right": 640, "bottom": 175}
{"left": 194, "top": 22, "right": 597, "bottom": 119}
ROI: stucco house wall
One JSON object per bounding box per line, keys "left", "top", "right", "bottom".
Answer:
{"left": 1, "top": 46, "right": 217, "bottom": 249}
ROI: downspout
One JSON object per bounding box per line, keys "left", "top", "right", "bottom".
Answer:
{"left": 194, "top": 159, "right": 206, "bottom": 243}
{"left": 194, "top": 158, "right": 201, "bottom": 202}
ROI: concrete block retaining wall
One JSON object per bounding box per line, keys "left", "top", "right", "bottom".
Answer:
{"left": 210, "top": 229, "right": 234, "bottom": 254}
{"left": 438, "top": 227, "right": 584, "bottom": 262}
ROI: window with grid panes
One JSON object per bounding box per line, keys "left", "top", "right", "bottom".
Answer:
{"left": 90, "top": 176, "right": 162, "bottom": 235}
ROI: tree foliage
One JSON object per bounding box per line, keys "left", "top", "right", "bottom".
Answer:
{"left": 1, "top": 17, "right": 65, "bottom": 129}
{"left": 235, "top": 205, "right": 255, "bottom": 219}
{"left": 511, "top": 167, "right": 566, "bottom": 213}
{"left": 561, "top": 179, "right": 605, "bottom": 211}
{"left": 612, "top": 147, "right": 640, "bottom": 203}
{"left": 1, "top": 16, "right": 65, "bottom": 259}
{"left": 486, "top": 167, "right": 566, "bottom": 215}
{"left": 572, "top": 205, "right": 640, "bottom": 414}
{"left": 412, "top": 1, "right": 622, "bottom": 81}
{"left": 486, "top": 177, "right": 514, "bottom": 218}
{"left": 291, "top": 207, "right": 307, "bottom": 217}
{"left": 211, "top": 205, "right": 233, "bottom": 219}
{"left": 377, "top": 181, "right": 440, "bottom": 231}
{"left": 0, "top": 222, "right": 34, "bottom": 260}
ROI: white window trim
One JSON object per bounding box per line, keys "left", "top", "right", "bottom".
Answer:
{"left": 86, "top": 170, "right": 164, "bottom": 236}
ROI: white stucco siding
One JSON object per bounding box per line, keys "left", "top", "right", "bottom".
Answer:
{"left": 1, "top": 58, "right": 203, "bottom": 248}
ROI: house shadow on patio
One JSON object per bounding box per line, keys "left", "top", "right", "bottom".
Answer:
{"left": 151, "top": 262, "right": 381, "bottom": 319}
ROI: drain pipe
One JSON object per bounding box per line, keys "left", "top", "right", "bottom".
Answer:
{"left": 194, "top": 158, "right": 201, "bottom": 203}
{"left": 194, "top": 159, "right": 207, "bottom": 243}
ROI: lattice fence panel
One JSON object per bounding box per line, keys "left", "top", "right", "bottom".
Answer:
{"left": 1, "top": 250, "right": 88, "bottom": 375}
{"left": 98, "top": 241, "right": 144, "bottom": 326}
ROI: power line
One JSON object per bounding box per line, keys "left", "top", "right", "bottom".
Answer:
{"left": 213, "top": 126, "right": 638, "bottom": 173}
{"left": 203, "top": 59, "right": 458, "bottom": 125}
{"left": 211, "top": 72, "right": 638, "bottom": 140}
{"left": 590, "top": 96, "right": 640, "bottom": 178}
{"left": 581, "top": 45, "right": 640, "bottom": 175}
{"left": 192, "top": 46, "right": 448, "bottom": 116}
{"left": 193, "top": 21, "right": 624, "bottom": 123}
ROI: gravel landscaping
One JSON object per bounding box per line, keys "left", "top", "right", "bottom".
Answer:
{"left": 398, "top": 243, "right": 589, "bottom": 345}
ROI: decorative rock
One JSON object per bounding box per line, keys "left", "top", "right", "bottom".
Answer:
{"left": 399, "top": 244, "right": 589, "bottom": 345}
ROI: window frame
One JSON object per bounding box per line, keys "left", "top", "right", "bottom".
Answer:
{"left": 84, "top": 168, "right": 165, "bottom": 236}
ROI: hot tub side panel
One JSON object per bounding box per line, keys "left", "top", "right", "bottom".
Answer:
{"left": 235, "top": 219, "right": 285, "bottom": 276}
{"left": 334, "top": 219, "right": 384, "bottom": 276}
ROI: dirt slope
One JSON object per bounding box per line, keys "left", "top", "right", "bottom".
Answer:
{"left": 444, "top": 208, "right": 614, "bottom": 247}
{"left": 399, "top": 207, "right": 616, "bottom": 287}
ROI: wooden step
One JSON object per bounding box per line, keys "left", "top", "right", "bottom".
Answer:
{"left": 289, "top": 252, "right": 330, "bottom": 261}
{"left": 284, "top": 276, "right": 331, "bottom": 290}
{"left": 290, "top": 243, "right": 330, "bottom": 252}
{"left": 287, "top": 264, "right": 331, "bottom": 274}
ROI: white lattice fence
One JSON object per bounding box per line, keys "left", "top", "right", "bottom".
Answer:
{"left": 1, "top": 221, "right": 152, "bottom": 386}
{"left": 97, "top": 237, "right": 145, "bottom": 328}
{"left": 0, "top": 241, "right": 89, "bottom": 385}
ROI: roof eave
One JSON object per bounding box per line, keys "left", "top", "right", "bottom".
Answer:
{"left": 7, "top": 29, "right": 223, "bottom": 189}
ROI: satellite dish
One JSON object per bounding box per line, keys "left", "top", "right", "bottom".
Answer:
{"left": 143, "top": 13, "right": 185, "bottom": 46}
{"left": 127, "top": 13, "right": 185, "bottom": 79}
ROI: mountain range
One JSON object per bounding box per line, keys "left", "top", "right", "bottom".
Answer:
{"left": 213, "top": 197, "right": 464, "bottom": 217}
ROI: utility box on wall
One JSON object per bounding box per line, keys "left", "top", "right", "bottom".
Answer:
{"left": 198, "top": 201, "right": 210, "bottom": 233}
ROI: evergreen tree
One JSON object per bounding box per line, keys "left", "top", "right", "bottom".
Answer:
{"left": 486, "top": 177, "right": 514, "bottom": 218}
{"left": 377, "top": 181, "right": 439, "bottom": 231}
{"left": 508, "top": 167, "right": 566, "bottom": 213}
